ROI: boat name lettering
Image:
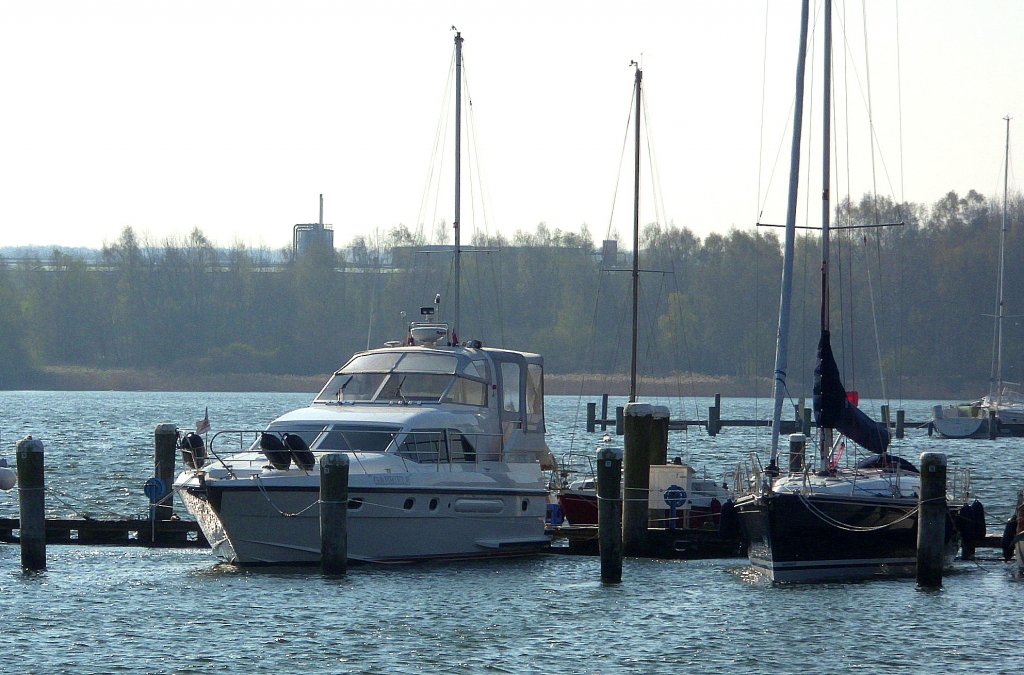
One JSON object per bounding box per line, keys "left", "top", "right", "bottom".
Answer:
{"left": 373, "top": 475, "right": 411, "bottom": 486}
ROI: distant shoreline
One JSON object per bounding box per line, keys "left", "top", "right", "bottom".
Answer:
{"left": 1, "top": 366, "right": 981, "bottom": 401}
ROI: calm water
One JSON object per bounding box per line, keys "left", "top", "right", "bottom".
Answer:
{"left": 1, "top": 391, "right": 1024, "bottom": 674}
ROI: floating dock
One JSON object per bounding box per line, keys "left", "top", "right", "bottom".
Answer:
{"left": 0, "top": 516, "right": 208, "bottom": 548}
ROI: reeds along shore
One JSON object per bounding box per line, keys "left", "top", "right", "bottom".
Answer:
{"left": 3, "top": 366, "right": 985, "bottom": 400}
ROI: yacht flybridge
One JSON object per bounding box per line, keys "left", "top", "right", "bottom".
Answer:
{"left": 175, "top": 318, "right": 554, "bottom": 564}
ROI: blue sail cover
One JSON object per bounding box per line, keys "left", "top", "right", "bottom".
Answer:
{"left": 813, "top": 330, "right": 890, "bottom": 454}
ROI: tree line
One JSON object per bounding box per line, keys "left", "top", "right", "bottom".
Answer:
{"left": 1, "top": 189, "right": 1021, "bottom": 399}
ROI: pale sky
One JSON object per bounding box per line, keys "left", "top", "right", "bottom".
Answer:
{"left": 1, "top": 1, "right": 1021, "bottom": 251}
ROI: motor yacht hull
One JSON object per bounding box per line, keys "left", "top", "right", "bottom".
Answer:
{"left": 734, "top": 491, "right": 957, "bottom": 583}
{"left": 181, "top": 478, "right": 550, "bottom": 564}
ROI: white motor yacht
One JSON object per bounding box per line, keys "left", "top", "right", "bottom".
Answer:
{"left": 175, "top": 325, "right": 554, "bottom": 564}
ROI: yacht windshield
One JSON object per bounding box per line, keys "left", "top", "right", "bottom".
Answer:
{"left": 314, "top": 351, "right": 488, "bottom": 406}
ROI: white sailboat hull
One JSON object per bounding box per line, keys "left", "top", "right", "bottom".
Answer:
{"left": 931, "top": 412, "right": 989, "bottom": 439}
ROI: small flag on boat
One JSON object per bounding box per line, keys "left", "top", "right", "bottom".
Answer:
{"left": 196, "top": 407, "right": 211, "bottom": 435}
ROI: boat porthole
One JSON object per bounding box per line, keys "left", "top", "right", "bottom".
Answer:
{"left": 403, "top": 498, "right": 415, "bottom": 510}
{"left": 521, "top": 498, "right": 529, "bottom": 512}
{"left": 429, "top": 498, "right": 439, "bottom": 511}
{"left": 347, "top": 498, "right": 363, "bottom": 510}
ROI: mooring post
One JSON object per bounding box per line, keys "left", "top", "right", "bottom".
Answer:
{"left": 896, "top": 409, "right": 905, "bottom": 439}
{"left": 708, "top": 394, "right": 721, "bottom": 436}
{"left": 801, "top": 406, "right": 812, "bottom": 436}
{"left": 650, "top": 405, "right": 669, "bottom": 466}
{"left": 586, "top": 402, "right": 597, "bottom": 433}
{"left": 600, "top": 393, "right": 610, "bottom": 431}
{"left": 988, "top": 409, "right": 998, "bottom": 440}
{"left": 320, "top": 453, "right": 349, "bottom": 574}
{"left": 788, "top": 433, "right": 806, "bottom": 473}
{"left": 917, "top": 452, "right": 947, "bottom": 588}
{"left": 880, "top": 404, "right": 891, "bottom": 431}
{"left": 615, "top": 406, "right": 624, "bottom": 436}
{"left": 622, "top": 403, "right": 653, "bottom": 557}
{"left": 154, "top": 424, "right": 177, "bottom": 523}
{"left": 16, "top": 436, "right": 45, "bottom": 571}
{"left": 597, "top": 445, "right": 624, "bottom": 584}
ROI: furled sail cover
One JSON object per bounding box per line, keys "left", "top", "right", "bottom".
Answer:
{"left": 813, "top": 330, "right": 890, "bottom": 454}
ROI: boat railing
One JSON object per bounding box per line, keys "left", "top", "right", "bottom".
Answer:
{"left": 551, "top": 451, "right": 598, "bottom": 490}
{"left": 190, "top": 428, "right": 514, "bottom": 475}
{"left": 946, "top": 464, "right": 971, "bottom": 505}
{"left": 742, "top": 452, "right": 764, "bottom": 496}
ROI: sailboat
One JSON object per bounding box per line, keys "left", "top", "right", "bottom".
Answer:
{"left": 932, "top": 116, "right": 1023, "bottom": 439}
{"left": 173, "top": 32, "right": 554, "bottom": 565}
{"left": 554, "top": 65, "right": 732, "bottom": 543}
{"left": 732, "top": 0, "right": 970, "bottom": 582}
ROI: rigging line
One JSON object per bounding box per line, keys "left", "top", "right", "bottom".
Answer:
{"left": 641, "top": 87, "right": 668, "bottom": 237}
{"left": 418, "top": 51, "right": 456, "bottom": 244}
{"left": 895, "top": 0, "right": 905, "bottom": 205}
{"left": 839, "top": 0, "right": 854, "bottom": 391}
{"left": 831, "top": 9, "right": 903, "bottom": 204}
{"left": 756, "top": 1, "right": 771, "bottom": 222}
{"left": 894, "top": 0, "right": 906, "bottom": 407}
{"left": 860, "top": 230, "right": 889, "bottom": 404}
{"left": 796, "top": 0, "right": 822, "bottom": 399}
{"left": 463, "top": 64, "right": 501, "bottom": 361}
{"left": 568, "top": 266, "right": 618, "bottom": 457}
{"left": 861, "top": 0, "right": 881, "bottom": 229}
{"left": 606, "top": 83, "right": 637, "bottom": 241}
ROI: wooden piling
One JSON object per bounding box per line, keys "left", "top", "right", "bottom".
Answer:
{"left": 320, "top": 453, "right": 349, "bottom": 574}
{"left": 788, "top": 433, "right": 806, "bottom": 473}
{"left": 650, "top": 405, "right": 669, "bottom": 466}
{"left": 597, "top": 445, "right": 623, "bottom": 583}
{"left": 586, "top": 402, "right": 597, "bottom": 433}
{"left": 988, "top": 409, "right": 998, "bottom": 440}
{"left": 896, "top": 409, "right": 905, "bottom": 439}
{"left": 622, "top": 403, "right": 653, "bottom": 557}
{"left": 16, "top": 436, "right": 45, "bottom": 571}
{"left": 600, "top": 394, "right": 610, "bottom": 431}
{"left": 154, "top": 424, "right": 177, "bottom": 522}
{"left": 615, "top": 406, "right": 624, "bottom": 435}
{"left": 917, "top": 452, "right": 947, "bottom": 588}
{"left": 708, "top": 394, "right": 721, "bottom": 436}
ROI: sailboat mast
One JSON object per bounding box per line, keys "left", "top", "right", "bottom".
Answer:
{"left": 453, "top": 30, "right": 463, "bottom": 344}
{"left": 768, "top": 0, "right": 811, "bottom": 470}
{"left": 818, "top": 0, "right": 833, "bottom": 472}
{"left": 630, "top": 65, "right": 642, "bottom": 403}
{"left": 993, "top": 115, "right": 1010, "bottom": 403}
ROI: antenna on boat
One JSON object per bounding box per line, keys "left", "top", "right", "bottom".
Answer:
{"left": 453, "top": 28, "right": 463, "bottom": 345}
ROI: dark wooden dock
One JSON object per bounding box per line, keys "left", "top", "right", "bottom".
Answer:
{"left": 0, "top": 517, "right": 208, "bottom": 548}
